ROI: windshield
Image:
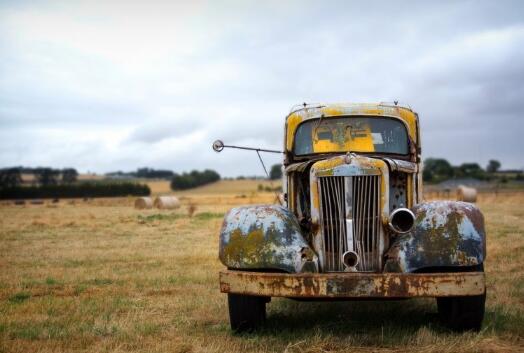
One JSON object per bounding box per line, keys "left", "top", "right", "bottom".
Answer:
{"left": 293, "top": 116, "right": 408, "bottom": 156}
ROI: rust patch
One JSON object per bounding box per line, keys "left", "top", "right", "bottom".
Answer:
{"left": 220, "top": 270, "right": 485, "bottom": 298}
{"left": 219, "top": 205, "right": 318, "bottom": 273}
{"left": 384, "top": 201, "right": 486, "bottom": 272}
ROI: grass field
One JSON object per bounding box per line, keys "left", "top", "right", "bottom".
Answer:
{"left": 146, "top": 179, "right": 281, "bottom": 196}
{"left": 0, "top": 184, "right": 523, "bottom": 352}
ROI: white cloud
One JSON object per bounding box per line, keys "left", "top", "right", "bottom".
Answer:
{"left": 1, "top": 0, "right": 524, "bottom": 175}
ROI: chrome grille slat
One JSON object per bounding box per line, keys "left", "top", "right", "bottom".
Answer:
{"left": 335, "top": 177, "right": 347, "bottom": 269}
{"left": 319, "top": 175, "right": 381, "bottom": 272}
{"left": 328, "top": 178, "right": 335, "bottom": 269}
{"left": 363, "top": 176, "right": 369, "bottom": 270}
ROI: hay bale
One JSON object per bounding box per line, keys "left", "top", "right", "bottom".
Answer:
{"left": 154, "top": 196, "right": 180, "bottom": 210}
{"left": 135, "top": 197, "right": 153, "bottom": 209}
{"left": 457, "top": 185, "right": 477, "bottom": 203}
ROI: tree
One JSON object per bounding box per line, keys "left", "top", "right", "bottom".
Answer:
{"left": 61, "top": 168, "right": 78, "bottom": 184}
{"left": 422, "top": 158, "right": 454, "bottom": 182}
{"left": 170, "top": 169, "right": 220, "bottom": 190}
{"left": 456, "top": 163, "right": 485, "bottom": 180}
{"left": 136, "top": 168, "right": 174, "bottom": 179}
{"left": 486, "top": 160, "right": 501, "bottom": 173}
{"left": 269, "top": 164, "right": 282, "bottom": 180}
{"left": 34, "top": 168, "right": 60, "bottom": 186}
{"left": 0, "top": 168, "right": 22, "bottom": 188}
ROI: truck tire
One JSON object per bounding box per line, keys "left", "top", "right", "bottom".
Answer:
{"left": 228, "top": 293, "right": 266, "bottom": 332}
{"left": 436, "top": 264, "right": 485, "bottom": 332}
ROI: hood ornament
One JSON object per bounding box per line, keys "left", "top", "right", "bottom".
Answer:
{"left": 345, "top": 152, "right": 357, "bottom": 164}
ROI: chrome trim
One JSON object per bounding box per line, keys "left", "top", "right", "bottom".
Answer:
{"left": 388, "top": 207, "right": 416, "bottom": 234}
{"left": 319, "top": 175, "right": 381, "bottom": 272}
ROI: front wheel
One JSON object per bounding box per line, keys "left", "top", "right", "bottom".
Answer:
{"left": 437, "top": 291, "right": 486, "bottom": 332}
{"left": 227, "top": 293, "right": 266, "bottom": 332}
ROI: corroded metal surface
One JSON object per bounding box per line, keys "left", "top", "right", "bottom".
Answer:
{"left": 219, "top": 270, "right": 485, "bottom": 298}
{"left": 219, "top": 205, "right": 319, "bottom": 273}
{"left": 389, "top": 171, "right": 408, "bottom": 210}
{"left": 384, "top": 201, "right": 486, "bottom": 273}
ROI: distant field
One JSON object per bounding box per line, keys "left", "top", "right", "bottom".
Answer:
{"left": 146, "top": 179, "right": 281, "bottom": 196}
{"left": 0, "top": 186, "right": 522, "bottom": 352}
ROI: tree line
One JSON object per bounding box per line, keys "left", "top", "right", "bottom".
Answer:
{"left": 106, "top": 167, "right": 174, "bottom": 179}
{"left": 0, "top": 167, "right": 79, "bottom": 187}
{"left": 422, "top": 158, "right": 512, "bottom": 183}
{"left": 0, "top": 167, "right": 150, "bottom": 199}
{"left": 170, "top": 169, "right": 221, "bottom": 190}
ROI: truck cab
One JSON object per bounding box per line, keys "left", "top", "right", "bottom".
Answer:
{"left": 218, "top": 103, "right": 486, "bottom": 332}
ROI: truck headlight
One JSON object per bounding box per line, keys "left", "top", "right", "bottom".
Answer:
{"left": 388, "top": 208, "right": 415, "bottom": 234}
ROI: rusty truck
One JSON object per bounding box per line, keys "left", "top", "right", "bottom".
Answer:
{"left": 214, "top": 103, "right": 486, "bottom": 332}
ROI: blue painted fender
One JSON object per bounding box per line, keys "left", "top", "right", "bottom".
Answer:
{"left": 384, "top": 201, "right": 486, "bottom": 273}
{"left": 219, "top": 205, "right": 319, "bottom": 273}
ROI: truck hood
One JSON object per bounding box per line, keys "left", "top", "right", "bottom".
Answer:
{"left": 286, "top": 155, "right": 417, "bottom": 176}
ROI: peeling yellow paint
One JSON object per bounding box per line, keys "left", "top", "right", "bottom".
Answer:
{"left": 286, "top": 113, "right": 303, "bottom": 151}
{"left": 312, "top": 157, "right": 345, "bottom": 171}
{"left": 321, "top": 107, "right": 344, "bottom": 116}
{"left": 397, "top": 107, "right": 418, "bottom": 142}
{"left": 407, "top": 174, "right": 413, "bottom": 208}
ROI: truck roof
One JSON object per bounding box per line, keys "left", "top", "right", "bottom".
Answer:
{"left": 285, "top": 102, "right": 419, "bottom": 152}
{"left": 287, "top": 102, "right": 416, "bottom": 119}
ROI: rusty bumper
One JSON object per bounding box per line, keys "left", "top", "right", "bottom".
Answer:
{"left": 219, "top": 270, "right": 485, "bottom": 298}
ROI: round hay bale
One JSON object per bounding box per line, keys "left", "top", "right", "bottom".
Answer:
{"left": 154, "top": 196, "right": 180, "bottom": 210}
{"left": 135, "top": 197, "right": 153, "bottom": 209}
{"left": 457, "top": 185, "right": 477, "bottom": 203}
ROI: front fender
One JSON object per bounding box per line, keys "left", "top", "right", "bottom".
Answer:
{"left": 384, "top": 201, "right": 486, "bottom": 273}
{"left": 219, "top": 205, "right": 318, "bottom": 273}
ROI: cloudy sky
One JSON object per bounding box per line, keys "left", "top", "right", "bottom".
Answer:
{"left": 1, "top": 0, "right": 523, "bottom": 176}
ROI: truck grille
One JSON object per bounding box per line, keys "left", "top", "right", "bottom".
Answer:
{"left": 318, "top": 175, "right": 381, "bottom": 272}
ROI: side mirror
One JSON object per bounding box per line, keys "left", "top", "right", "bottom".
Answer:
{"left": 212, "top": 140, "right": 224, "bottom": 152}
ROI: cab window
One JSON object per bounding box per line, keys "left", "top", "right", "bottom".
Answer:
{"left": 294, "top": 116, "right": 408, "bottom": 156}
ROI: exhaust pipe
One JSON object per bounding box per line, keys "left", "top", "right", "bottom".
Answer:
{"left": 388, "top": 208, "right": 416, "bottom": 234}
{"left": 342, "top": 251, "right": 359, "bottom": 269}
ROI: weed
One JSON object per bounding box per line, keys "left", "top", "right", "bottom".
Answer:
{"left": 74, "top": 284, "right": 88, "bottom": 295}
{"left": 137, "top": 213, "right": 183, "bottom": 223}
{"left": 89, "top": 278, "right": 113, "bottom": 285}
{"left": 193, "top": 212, "right": 224, "bottom": 221}
{"left": 135, "top": 322, "right": 161, "bottom": 336}
{"left": 187, "top": 204, "right": 197, "bottom": 218}
{"left": 8, "top": 292, "right": 31, "bottom": 304}
{"left": 45, "top": 277, "right": 60, "bottom": 285}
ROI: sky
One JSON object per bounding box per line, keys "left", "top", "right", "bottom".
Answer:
{"left": 1, "top": 0, "right": 523, "bottom": 176}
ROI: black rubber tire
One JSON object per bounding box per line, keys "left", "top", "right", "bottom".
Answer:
{"left": 227, "top": 293, "right": 266, "bottom": 332}
{"left": 437, "top": 290, "right": 486, "bottom": 332}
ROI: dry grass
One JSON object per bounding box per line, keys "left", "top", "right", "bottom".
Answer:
{"left": 145, "top": 179, "right": 282, "bottom": 196}
{"left": 0, "top": 186, "right": 523, "bottom": 353}
{"left": 145, "top": 180, "right": 174, "bottom": 195}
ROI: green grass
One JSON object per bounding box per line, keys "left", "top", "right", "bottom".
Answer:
{"left": 8, "top": 292, "right": 31, "bottom": 304}
{"left": 87, "top": 278, "right": 114, "bottom": 286}
{"left": 137, "top": 213, "right": 185, "bottom": 223}
{"left": 193, "top": 212, "right": 225, "bottom": 221}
